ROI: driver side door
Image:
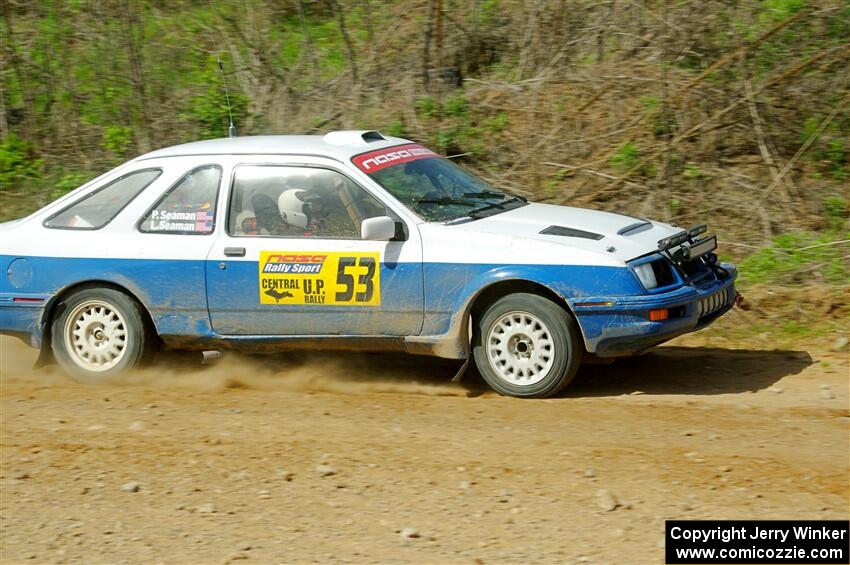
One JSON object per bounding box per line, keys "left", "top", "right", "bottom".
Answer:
{"left": 205, "top": 160, "right": 424, "bottom": 336}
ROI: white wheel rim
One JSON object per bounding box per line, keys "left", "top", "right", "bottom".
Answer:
{"left": 485, "top": 310, "right": 555, "bottom": 386}
{"left": 63, "top": 300, "right": 129, "bottom": 372}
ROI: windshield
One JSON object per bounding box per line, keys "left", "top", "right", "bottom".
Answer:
{"left": 352, "top": 143, "right": 526, "bottom": 222}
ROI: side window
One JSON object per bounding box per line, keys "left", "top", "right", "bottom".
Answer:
{"left": 44, "top": 169, "right": 161, "bottom": 230}
{"left": 228, "top": 166, "right": 389, "bottom": 239}
{"left": 139, "top": 165, "right": 222, "bottom": 234}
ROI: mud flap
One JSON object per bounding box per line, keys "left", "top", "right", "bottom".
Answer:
{"left": 451, "top": 358, "right": 470, "bottom": 382}
{"left": 33, "top": 341, "right": 55, "bottom": 369}
{"left": 32, "top": 319, "right": 55, "bottom": 370}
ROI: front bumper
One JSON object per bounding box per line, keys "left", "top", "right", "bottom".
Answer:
{"left": 572, "top": 265, "right": 737, "bottom": 357}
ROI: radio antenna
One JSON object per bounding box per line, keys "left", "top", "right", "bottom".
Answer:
{"left": 216, "top": 56, "right": 237, "bottom": 138}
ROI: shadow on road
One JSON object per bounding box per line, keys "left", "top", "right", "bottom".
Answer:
{"left": 567, "top": 346, "right": 813, "bottom": 397}
{"left": 243, "top": 345, "right": 814, "bottom": 398}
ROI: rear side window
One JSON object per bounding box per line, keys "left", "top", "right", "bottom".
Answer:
{"left": 44, "top": 169, "right": 161, "bottom": 230}
{"left": 139, "top": 165, "right": 222, "bottom": 234}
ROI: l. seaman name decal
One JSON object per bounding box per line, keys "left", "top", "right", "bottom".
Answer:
{"left": 259, "top": 251, "right": 380, "bottom": 306}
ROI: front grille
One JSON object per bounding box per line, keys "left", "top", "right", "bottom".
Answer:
{"left": 697, "top": 286, "right": 732, "bottom": 317}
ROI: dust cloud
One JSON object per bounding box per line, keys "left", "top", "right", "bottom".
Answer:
{"left": 0, "top": 336, "right": 468, "bottom": 397}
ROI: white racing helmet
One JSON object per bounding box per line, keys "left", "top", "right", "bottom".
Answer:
{"left": 277, "top": 189, "right": 310, "bottom": 229}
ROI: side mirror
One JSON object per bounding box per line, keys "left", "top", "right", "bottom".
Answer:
{"left": 360, "top": 216, "right": 396, "bottom": 241}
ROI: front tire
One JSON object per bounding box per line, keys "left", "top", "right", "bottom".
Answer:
{"left": 51, "top": 288, "right": 151, "bottom": 383}
{"left": 472, "top": 293, "right": 582, "bottom": 398}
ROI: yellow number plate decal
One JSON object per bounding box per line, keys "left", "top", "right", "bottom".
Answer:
{"left": 259, "top": 251, "right": 381, "bottom": 306}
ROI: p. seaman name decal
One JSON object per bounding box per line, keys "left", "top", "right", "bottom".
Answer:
{"left": 259, "top": 251, "right": 380, "bottom": 306}
{"left": 352, "top": 143, "right": 438, "bottom": 173}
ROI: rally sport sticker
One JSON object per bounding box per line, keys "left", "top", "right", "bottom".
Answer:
{"left": 259, "top": 251, "right": 381, "bottom": 306}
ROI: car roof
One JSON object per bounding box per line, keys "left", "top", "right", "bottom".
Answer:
{"left": 133, "top": 131, "right": 411, "bottom": 163}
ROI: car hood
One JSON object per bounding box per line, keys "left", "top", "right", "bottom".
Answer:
{"left": 456, "top": 202, "right": 682, "bottom": 263}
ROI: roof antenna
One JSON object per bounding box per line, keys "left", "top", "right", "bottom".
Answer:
{"left": 216, "top": 56, "right": 237, "bottom": 138}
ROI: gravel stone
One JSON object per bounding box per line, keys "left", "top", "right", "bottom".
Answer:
{"left": 400, "top": 527, "right": 420, "bottom": 540}
{"left": 316, "top": 464, "right": 337, "bottom": 477}
{"left": 121, "top": 482, "right": 140, "bottom": 493}
{"left": 596, "top": 489, "right": 618, "bottom": 512}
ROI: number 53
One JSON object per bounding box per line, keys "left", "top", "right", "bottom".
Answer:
{"left": 335, "top": 256, "right": 376, "bottom": 303}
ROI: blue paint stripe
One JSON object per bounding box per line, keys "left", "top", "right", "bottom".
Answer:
{"left": 0, "top": 254, "right": 735, "bottom": 355}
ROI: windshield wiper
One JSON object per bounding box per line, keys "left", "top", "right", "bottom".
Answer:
{"left": 414, "top": 197, "right": 478, "bottom": 206}
{"left": 462, "top": 191, "right": 506, "bottom": 199}
{"left": 468, "top": 196, "right": 527, "bottom": 219}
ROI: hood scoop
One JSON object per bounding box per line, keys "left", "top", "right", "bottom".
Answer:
{"left": 617, "top": 220, "right": 652, "bottom": 236}
{"left": 540, "top": 225, "right": 604, "bottom": 240}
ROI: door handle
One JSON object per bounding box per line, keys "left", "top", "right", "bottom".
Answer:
{"left": 224, "top": 247, "right": 246, "bottom": 257}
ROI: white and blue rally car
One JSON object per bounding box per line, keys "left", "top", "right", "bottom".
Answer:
{"left": 0, "top": 131, "right": 738, "bottom": 397}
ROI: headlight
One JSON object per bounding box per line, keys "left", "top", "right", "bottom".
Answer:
{"left": 634, "top": 262, "right": 658, "bottom": 290}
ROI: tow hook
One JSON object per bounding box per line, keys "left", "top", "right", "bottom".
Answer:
{"left": 734, "top": 291, "right": 749, "bottom": 310}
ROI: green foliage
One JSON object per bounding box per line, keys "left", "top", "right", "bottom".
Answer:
{"left": 414, "top": 92, "right": 469, "bottom": 120}
{"left": 639, "top": 96, "right": 659, "bottom": 111}
{"left": 384, "top": 119, "right": 408, "bottom": 137}
{"left": 52, "top": 172, "right": 93, "bottom": 198}
{"left": 479, "top": 0, "right": 501, "bottom": 24}
{"left": 610, "top": 142, "right": 639, "bottom": 172}
{"left": 444, "top": 93, "right": 469, "bottom": 118}
{"left": 800, "top": 116, "right": 820, "bottom": 144}
{"left": 825, "top": 139, "right": 848, "bottom": 180}
{"left": 800, "top": 116, "right": 849, "bottom": 181}
{"left": 414, "top": 91, "right": 482, "bottom": 154}
{"left": 682, "top": 163, "right": 703, "bottom": 179}
{"left": 0, "top": 135, "right": 43, "bottom": 190}
{"left": 640, "top": 95, "right": 675, "bottom": 137}
{"left": 484, "top": 111, "right": 509, "bottom": 133}
{"left": 823, "top": 196, "right": 848, "bottom": 230}
{"left": 760, "top": 0, "right": 805, "bottom": 23}
{"left": 669, "top": 197, "right": 680, "bottom": 215}
{"left": 738, "top": 229, "right": 849, "bottom": 285}
{"left": 436, "top": 130, "right": 455, "bottom": 150}
{"left": 102, "top": 125, "right": 133, "bottom": 157}
{"left": 415, "top": 96, "right": 438, "bottom": 118}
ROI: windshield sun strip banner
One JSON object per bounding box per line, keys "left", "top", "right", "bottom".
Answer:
{"left": 351, "top": 143, "right": 438, "bottom": 173}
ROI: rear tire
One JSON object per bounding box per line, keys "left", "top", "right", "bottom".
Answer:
{"left": 472, "top": 293, "right": 582, "bottom": 398}
{"left": 51, "top": 288, "right": 151, "bottom": 384}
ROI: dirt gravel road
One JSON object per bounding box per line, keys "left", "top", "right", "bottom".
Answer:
{"left": 1, "top": 333, "right": 848, "bottom": 564}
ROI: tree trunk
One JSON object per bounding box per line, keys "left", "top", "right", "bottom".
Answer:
{"left": 328, "top": 0, "right": 359, "bottom": 86}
